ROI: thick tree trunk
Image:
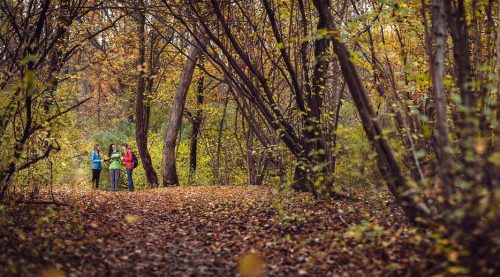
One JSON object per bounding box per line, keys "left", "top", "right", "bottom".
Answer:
{"left": 444, "top": 0, "right": 481, "bottom": 190}
{"left": 430, "top": 0, "right": 451, "bottom": 196}
{"left": 188, "top": 75, "right": 204, "bottom": 184}
{"left": 312, "top": 0, "right": 428, "bottom": 221}
{"left": 292, "top": 6, "right": 332, "bottom": 197}
{"left": 444, "top": 0, "right": 476, "bottom": 131}
{"left": 443, "top": 0, "right": 496, "bottom": 236}
{"left": 135, "top": 6, "right": 159, "bottom": 187}
{"left": 161, "top": 44, "right": 201, "bottom": 186}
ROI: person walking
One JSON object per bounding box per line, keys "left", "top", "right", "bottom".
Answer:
{"left": 90, "top": 144, "right": 102, "bottom": 189}
{"left": 122, "top": 143, "right": 135, "bottom": 192}
{"left": 107, "top": 144, "right": 122, "bottom": 192}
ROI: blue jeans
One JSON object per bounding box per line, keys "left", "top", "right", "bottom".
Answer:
{"left": 126, "top": 168, "right": 134, "bottom": 191}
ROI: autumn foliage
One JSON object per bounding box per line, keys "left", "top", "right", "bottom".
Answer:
{"left": 1, "top": 0, "right": 499, "bottom": 275}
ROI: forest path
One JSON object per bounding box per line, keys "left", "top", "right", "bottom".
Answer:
{"left": 3, "top": 186, "right": 418, "bottom": 276}
{"left": 79, "top": 186, "right": 279, "bottom": 276}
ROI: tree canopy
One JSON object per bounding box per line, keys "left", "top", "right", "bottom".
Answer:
{"left": 1, "top": 0, "right": 499, "bottom": 275}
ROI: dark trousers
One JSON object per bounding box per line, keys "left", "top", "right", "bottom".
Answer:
{"left": 109, "top": 169, "right": 120, "bottom": 191}
{"left": 126, "top": 168, "right": 134, "bottom": 191}
{"left": 92, "top": 169, "right": 101, "bottom": 189}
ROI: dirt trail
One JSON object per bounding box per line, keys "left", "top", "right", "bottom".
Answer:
{"left": 2, "top": 186, "right": 419, "bottom": 276}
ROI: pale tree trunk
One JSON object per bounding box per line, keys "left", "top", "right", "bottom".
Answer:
{"left": 135, "top": 5, "right": 159, "bottom": 187}
{"left": 430, "top": 0, "right": 451, "bottom": 196}
{"left": 161, "top": 44, "right": 201, "bottom": 186}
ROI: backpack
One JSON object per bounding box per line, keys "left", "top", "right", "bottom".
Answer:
{"left": 132, "top": 152, "right": 139, "bottom": 169}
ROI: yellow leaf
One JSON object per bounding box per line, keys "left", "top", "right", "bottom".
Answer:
{"left": 447, "top": 266, "right": 469, "bottom": 274}
{"left": 487, "top": 152, "right": 500, "bottom": 167}
{"left": 447, "top": 251, "right": 459, "bottom": 262}
{"left": 474, "top": 138, "right": 486, "bottom": 154}
{"left": 238, "top": 253, "right": 266, "bottom": 277}
{"left": 40, "top": 266, "right": 65, "bottom": 277}
{"left": 23, "top": 70, "right": 35, "bottom": 94}
{"left": 125, "top": 214, "right": 138, "bottom": 224}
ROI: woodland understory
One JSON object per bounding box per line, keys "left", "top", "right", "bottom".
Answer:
{"left": 1, "top": 0, "right": 499, "bottom": 276}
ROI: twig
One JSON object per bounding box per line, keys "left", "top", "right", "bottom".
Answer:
{"left": 338, "top": 215, "right": 349, "bottom": 227}
{"left": 16, "top": 144, "right": 59, "bottom": 172}
{"left": 15, "top": 200, "right": 70, "bottom": 206}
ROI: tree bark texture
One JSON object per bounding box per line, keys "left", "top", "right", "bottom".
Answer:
{"left": 135, "top": 6, "right": 159, "bottom": 187}
{"left": 430, "top": 0, "right": 452, "bottom": 197}
{"left": 189, "top": 75, "right": 205, "bottom": 184}
{"left": 162, "top": 44, "right": 202, "bottom": 186}
{"left": 312, "top": 0, "right": 428, "bottom": 221}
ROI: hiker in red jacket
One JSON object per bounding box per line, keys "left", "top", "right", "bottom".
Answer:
{"left": 121, "top": 143, "right": 135, "bottom": 192}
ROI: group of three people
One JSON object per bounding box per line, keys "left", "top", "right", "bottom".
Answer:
{"left": 90, "top": 143, "right": 136, "bottom": 192}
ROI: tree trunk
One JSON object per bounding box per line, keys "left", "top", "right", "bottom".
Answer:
{"left": 98, "top": 84, "right": 102, "bottom": 128}
{"left": 444, "top": 0, "right": 480, "bottom": 188}
{"left": 430, "top": 0, "right": 451, "bottom": 197}
{"left": 496, "top": 0, "right": 500, "bottom": 145}
{"left": 214, "top": 93, "right": 229, "bottom": 183}
{"left": 312, "top": 0, "right": 429, "bottom": 221}
{"left": 331, "top": 84, "right": 345, "bottom": 177}
{"left": 292, "top": 6, "right": 332, "bottom": 197}
{"left": 135, "top": 6, "right": 159, "bottom": 187}
{"left": 244, "top": 115, "right": 258, "bottom": 185}
{"left": 161, "top": 44, "right": 201, "bottom": 186}
{"left": 444, "top": 0, "right": 476, "bottom": 129}
{"left": 189, "top": 75, "right": 204, "bottom": 184}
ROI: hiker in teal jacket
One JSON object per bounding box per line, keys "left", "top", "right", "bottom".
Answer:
{"left": 90, "top": 144, "right": 102, "bottom": 189}
{"left": 107, "top": 144, "right": 122, "bottom": 191}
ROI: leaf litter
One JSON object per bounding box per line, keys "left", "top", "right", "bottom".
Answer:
{"left": 1, "top": 185, "right": 426, "bottom": 276}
